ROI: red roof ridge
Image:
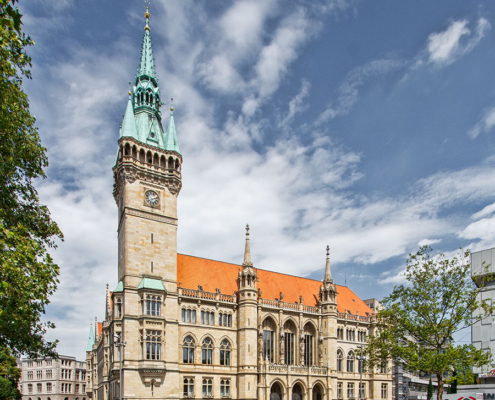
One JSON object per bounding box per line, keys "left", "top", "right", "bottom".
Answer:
{"left": 178, "top": 253, "right": 326, "bottom": 285}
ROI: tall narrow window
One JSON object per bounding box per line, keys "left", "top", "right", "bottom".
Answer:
{"left": 284, "top": 332, "right": 294, "bottom": 365}
{"left": 145, "top": 296, "right": 161, "bottom": 316}
{"left": 145, "top": 330, "right": 161, "bottom": 360}
{"left": 202, "top": 379, "right": 212, "bottom": 397}
{"left": 381, "top": 384, "right": 387, "bottom": 399}
{"left": 347, "top": 351, "right": 355, "bottom": 372}
{"left": 183, "top": 378, "right": 194, "bottom": 396}
{"left": 220, "top": 379, "right": 230, "bottom": 397}
{"left": 183, "top": 336, "right": 195, "bottom": 363}
{"left": 202, "top": 338, "right": 213, "bottom": 365}
{"left": 220, "top": 340, "right": 231, "bottom": 366}
{"left": 116, "top": 299, "right": 122, "bottom": 318}
{"left": 151, "top": 233, "right": 153, "bottom": 243}
{"left": 337, "top": 350, "right": 343, "bottom": 372}
{"left": 337, "top": 383, "right": 343, "bottom": 399}
{"left": 304, "top": 334, "right": 313, "bottom": 365}
{"left": 151, "top": 261, "right": 153, "bottom": 272}
{"left": 347, "top": 383, "right": 354, "bottom": 399}
{"left": 263, "top": 329, "right": 274, "bottom": 363}
{"left": 359, "top": 383, "right": 366, "bottom": 399}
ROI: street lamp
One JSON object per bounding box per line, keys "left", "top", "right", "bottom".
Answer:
{"left": 356, "top": 345, "right": 367, "bottom": 400}
{"left": 114, "top": 334, "right": 127, "bottom": 400}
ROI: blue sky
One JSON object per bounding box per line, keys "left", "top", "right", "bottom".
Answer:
{"left": 19, "top": 0, "right": 495, "bottom": 358}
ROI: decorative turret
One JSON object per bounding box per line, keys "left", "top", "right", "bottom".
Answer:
{"left": 320, "top": 246, "right": 337, "bottom": 307}
{"left": 86, "top": 324, "right": 95, "bottom": 352}
{"left": 238, "top": 224, "right": 257, "bottom": 290}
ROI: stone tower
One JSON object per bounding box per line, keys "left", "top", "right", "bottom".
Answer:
{"left": 320, "top": 246, "right": 338, "bottom": 369}
{"left": 237, "top": 225, "right": 259, "bottom": 400}
{"left": 112, "top": 5, "right": 181, "bottom": 400}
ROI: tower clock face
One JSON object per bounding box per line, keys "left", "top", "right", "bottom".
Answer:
{"left": 145, "top": 190, "right": 159, "bottom": 206}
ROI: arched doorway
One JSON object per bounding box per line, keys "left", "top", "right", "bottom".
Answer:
{"left": 270, "top": 382, "right": 283, "bottom": 400}
{"left": 292, "top": 383, "right": 304, "bottom": 400}
{"left": 313, "top": 384, "right": 324, "bottom": 400}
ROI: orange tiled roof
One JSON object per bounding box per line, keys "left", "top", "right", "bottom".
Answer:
{"left": 177, "top": 254, "right": 372, "bottom": 315}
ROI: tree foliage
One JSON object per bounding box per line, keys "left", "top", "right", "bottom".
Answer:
{"left": 365, "top": 246, "right": 494, "bottom": 400}
{"left": 0, "top": 345, "right": 21, "bottom": 400}
{"left": 0, "top": 0, "right": 62, "bottom": 358}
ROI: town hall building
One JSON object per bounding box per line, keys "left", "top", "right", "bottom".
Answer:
{"left": 85, "top": 6, "right": 393, "bottom": 400}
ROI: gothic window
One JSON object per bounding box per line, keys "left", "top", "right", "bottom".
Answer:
{"left": 28, "top": 384, "right": 33, "bottom": 394}
{"left": 37, "top": 384, "right": 42, "bottom": 393}
{"left": 202, "top": 338, "right": 213, "bottom": 365}
{"left": 220, "top": 339, "right": 231, "bottom": 366}
{"left": 303, "top": 323, "right": 315, "bottom": 366}
{"left": 202, "top": 378, "right": 212, "bottom": 397}
{"left": 337, "top": 382, "right": 343, "bottom": 399}
{"left": 380, "top": 361, "right": 387, "bottom": 373}
{"left": 359, "top": 383, "right": 366, "bottom": 399}
{"left": 347, "top": 351, "right": 355, "bottom": 372}
{"left": 183, "top": 378, "right": 194, "bottom": 397}
{"left": 337, "top": 327, "right": 343, "bottom": 339}
{"left": 262, "top": 318, "right": 276, "bottom": 363}
{"left": 75, "top": 385, "right": 79, "bottom": 394}
{"left": 220, "top": 379, "right": 230, "bottom": 397}
{"left": 37, "top": 371, "right": 42, "bottom": 379}
{"left": 337, "top": 349, "right": 343, "bottom": 371}
{"left": 46, "top": 383, "right": 52, "bottom": 393}
{"left": 183, "top": 336, "right": 195, "bottom": 364}
{"left": 144, "top": 330, "right": 161, "bottom": 360}
{"left": 145, "top": 295, "right": 161, "bottom": 316}
{"left": 182, "top": 308, "right": 197, "bottom": 323}
{"left": 381, "top": 384, "right": 388, "bottom": 399}
{"left": 116, "top": 298, "right": 122, "bottom": 318}
{"left": 201, "top": 310, "right": 214, "bottom": 325}
{"left": 219, "top": 313, "right": 232, "bottom": 327}
{"left": 283, "top": 320, "right": 296, "bottom": 365}
{"left": 347, "top": 383, "right": 354, "bottom": 399}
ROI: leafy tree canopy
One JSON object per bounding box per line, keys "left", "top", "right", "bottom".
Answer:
{"left": 0, "top": 345, "right": 21, "bottom": 400}
{"left": 0, "top": 0, "right": 62, "bottom": 358}
{"left": 365, "top": 246, "right": 494, "bottom": 400}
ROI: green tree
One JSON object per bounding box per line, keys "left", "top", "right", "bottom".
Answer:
{"left": 427, "top": 377, "right": 433, "bottom": 400}
{"left": 0, "top": 345, "right": 21, "bottom": 400}
{"left": 0, "top": 0, "right": 62, "bottom": 358}
{"left": 365, "top": 246, "right": 494, "bottom": 400}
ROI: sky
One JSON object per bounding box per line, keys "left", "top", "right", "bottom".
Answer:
{"left": 18, "top": 0, "right": 495, "bottom": 360}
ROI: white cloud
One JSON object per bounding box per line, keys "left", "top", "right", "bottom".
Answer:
{"left": 468, "top": 106, "right": 495, "bottom": 139}
{"left": 418, "top": 238, "right": 441, "bottom": 247}
{"left": 427, "top": 18, "right": 490, "bottom": 67}
{"left": 278, "top": 80, "right": 311, "bottom": 128}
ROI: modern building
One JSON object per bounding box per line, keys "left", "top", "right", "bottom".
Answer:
{"left": 19, "top": 356, "right": 86, "bottom": 400}
{"left": 471, "top": 247, "right": 495, "bottom": 381}
{"left": 85, "top": 5, "right": 394, "bottom": 400}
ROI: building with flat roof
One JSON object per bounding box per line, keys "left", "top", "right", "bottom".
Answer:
{"left": 19, "top": 355, "right": 86, "bottom": 400}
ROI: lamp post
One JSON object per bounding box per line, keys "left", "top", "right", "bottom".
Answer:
{"left": 115, "top": 335, "right": 127, "bottom": 400}
{"left": 356, "top": 345, "right": 366, "bottom": 400}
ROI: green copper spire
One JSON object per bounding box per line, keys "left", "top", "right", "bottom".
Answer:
{"left": 138, "top": 5, "right": 157, "bottom": 82}
{"left": 120, "top": 92, "right": 139, "bottom": 141}
{"left": 86, "top": 325, "right": 95, "bottom": 352}
{"left": 117, "top": 4, "right": 180, "bottom": 155}
{"left": 165, "top": 100, "right": 181, "bottom": 153}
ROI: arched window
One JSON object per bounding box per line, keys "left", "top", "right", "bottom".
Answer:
{"left": 132, "top": 146, "right": 137, "bottom": 158}
{"left": 220, "top": 339, "right": 231, "bottom": 366}
{"left": 147, "top": 151, "right": 152, "bottom": 164}
{"left": 160, "top": 155, "right": 166, "bottom": 168}
{"left": 347, "top": 351, "right": 355, "bottom": 372}
{"left": 337, "top": 349, "right": 343, "bottom": 371}
{"left": 168, "top": 156, "right": 174, "bottom": 169}
{"left": 139, "top": 149, "right": 145, "bottom": 163}
{"left": 183, "top": 378, "right": 194, "bottom": 397}
{"left": 202, "top": 338, "right": 213, "bottom": 365}
{"left": 284, "top": 320, "right": 296, "bottom": 365}
{"left": 182, "top": 336, "right": 194, "bottom": 364}
{"left": 303, "top": 323, "right": 315, "bottom": 366}
{"left": 262, "top": 318, "right": 276, "bottom": 363}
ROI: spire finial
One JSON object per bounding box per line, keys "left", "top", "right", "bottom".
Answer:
{"left": 243, "top": 224, "right": 253, "bottom": 267}
{"left": 170, "top": 97, "right": 174, "bottom": 112}
{"left": 128, "top": 81, "right": 132, "bottom": 97}
{"left": 144, "top": 0, "right": 151, "bottom": 31}
{"left": 324, "top": 245, "right": 332, "bottom": 283}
